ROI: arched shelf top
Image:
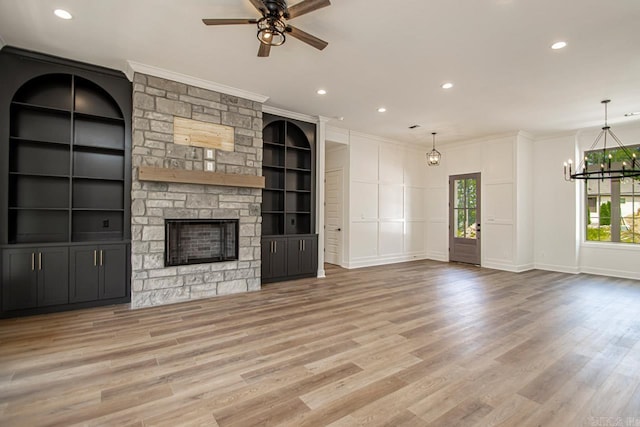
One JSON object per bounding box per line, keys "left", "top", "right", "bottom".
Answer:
{"left": 13, "top": 74, "right": 72, "bottom": 111}
{"left": 11, "top": 73, "right": 124, "bottom": 120}
{"left": 74, "top": 76, "right": 124, "bottom": 119}
{"left": 285, "top": 122, "right": 311, "bottom": 150}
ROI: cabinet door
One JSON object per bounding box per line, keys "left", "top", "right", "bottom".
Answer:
{"left": 262, "top": 238, "right": 287, "bottom": 280}
{"left": 261, "top": 240, "right": 274, "bottom": 280}
{"left": 99, "top": 244, "right": 127, "bottom": 299}
{"left": 37, "top": 247, "right": 69, "bottom": 307}
{"left": 69, "top": 246, "right": 99, "bottom": 303}
{"left": 271, "top": 238, "right": 287, "bottom": 279}
{"left": 287, "top": 238, "right": 303, "bottom": 276}
{"left": 2, "top": 248, "right": 38, "bottom": 311}
{"left": 299, "top": 236, "right": 318, "bottom": 276}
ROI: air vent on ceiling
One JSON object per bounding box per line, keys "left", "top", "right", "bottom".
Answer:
{"left": 409, "top": 124, "right": 421, "bottom": 129}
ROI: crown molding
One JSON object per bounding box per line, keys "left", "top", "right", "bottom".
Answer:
{"left": 262, "top": 105, "right": 318, "bottom": 123}
{"left": 126, "top": 60, "right": 269, "bottom": 103}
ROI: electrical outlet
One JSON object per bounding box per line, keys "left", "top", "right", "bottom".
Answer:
{"left": 205, "top": 161, "right": 214, "bottom": 171}
{"left": 205, "top": 149, "right": 214, "bottom": 159}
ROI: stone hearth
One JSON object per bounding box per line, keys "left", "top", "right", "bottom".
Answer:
{"left": 130, "top": 73, "right": 262, "bottom": 308}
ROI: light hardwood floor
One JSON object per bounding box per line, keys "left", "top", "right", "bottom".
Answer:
{"left": 1, "top": 260, "right": 639, "bottom": 426}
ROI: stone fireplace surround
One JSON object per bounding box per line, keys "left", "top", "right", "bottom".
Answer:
{"left": 131, "top": 73, "right": 263, "bottom": 308}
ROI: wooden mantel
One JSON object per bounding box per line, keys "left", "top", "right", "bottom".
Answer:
{"left": 138, "top": 166, "right": 265, "bottom": 189}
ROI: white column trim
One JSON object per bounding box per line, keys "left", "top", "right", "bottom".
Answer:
{"left": 316, "top": 116, "right": 330, "bottom": 278}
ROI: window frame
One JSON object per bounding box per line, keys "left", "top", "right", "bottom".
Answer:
{"left": 583, "top": 144, "right": 640, "bottom": 246}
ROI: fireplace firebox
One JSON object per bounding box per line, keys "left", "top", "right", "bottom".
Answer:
{"left": 165, "top": 219, "right": 239, "bottom": 267}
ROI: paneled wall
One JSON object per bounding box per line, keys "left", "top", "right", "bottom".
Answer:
{"left": 347, "top": 133, "right": 428, "bottom": 268}
{"left": 425, "top": 132, "right": 534, "bottom": 271}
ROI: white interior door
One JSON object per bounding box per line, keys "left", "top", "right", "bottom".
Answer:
{"left": 324, "top": 169, "right": 343, "bottom": 265}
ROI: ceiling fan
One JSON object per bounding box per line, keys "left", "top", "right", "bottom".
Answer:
{"left": 203, "top": 0, "right": 331, "bottom": 57}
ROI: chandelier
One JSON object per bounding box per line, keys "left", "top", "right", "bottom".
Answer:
{"left": 427, "top": 132, "right": 441, "bottom": 166}
{"left": 564, "top": 100, "right": 639, "bottom": 181}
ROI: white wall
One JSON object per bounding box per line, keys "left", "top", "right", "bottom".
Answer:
{"left": 532, "top": 122, "right": 640, "bottom": 279}
{"left": 425, "top": 133, "right": 533, "bottom": 271}
{"left": 532, "top": 133, "right": 579, "bottom": 273}
{"left": 346, "top": 132, "right": 428, "bottom": 268}
{"left": 325, "top": 121, "right": 640, "bottom": 280}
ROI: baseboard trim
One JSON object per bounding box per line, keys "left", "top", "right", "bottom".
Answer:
{"left": 580, "top": 266, "right": 640, "bottom": 281}
{"left": 482, "top": 261, "right": 534, "bottom": 273}
{"left": 345, "top": 254, "right": 428, "bottom": 269}
{"left": 535, "top": 263, "right": 580, "bottom": 275}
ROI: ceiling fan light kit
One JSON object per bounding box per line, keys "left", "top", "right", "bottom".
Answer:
{"left": 203, "top": 0, "right": 331, "bottom": 57}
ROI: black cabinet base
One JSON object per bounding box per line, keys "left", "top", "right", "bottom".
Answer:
{"left": 0, "top": 295, "right": 130, "bottom": 319}
{"left": 261, "top": 234, "right": 318, "bottom": 283}
{"left": 262, "top": 271, "right": 317, "bottom": 285}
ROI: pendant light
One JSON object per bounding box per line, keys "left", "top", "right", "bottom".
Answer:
{"left": 427, "top": 132, "right": 441, "bottom": 166}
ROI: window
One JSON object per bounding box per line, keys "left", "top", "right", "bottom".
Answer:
{"left": 585, "top": 144, "right": 640, "bottom": 244}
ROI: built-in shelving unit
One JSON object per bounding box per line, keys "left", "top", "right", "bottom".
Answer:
{"left": 0, "top": 47, "right": 132, "bottom": 317}
{"left": 261, "top": 113, "right": 317, "bottom": 283}
{"left": 8, "top": 74, "right": 126, "bottom": 244}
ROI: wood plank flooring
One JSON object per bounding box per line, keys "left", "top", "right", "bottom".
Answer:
{"left": 1, "top": 260, "right": 640, "bottom": 426}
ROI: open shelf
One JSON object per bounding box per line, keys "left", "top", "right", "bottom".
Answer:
{"left": 11, "top": 73, "right": 72, "bottom": 110}
{"left": 74, "top": 111, "right": 125, "bottom": 123}
{"left": 10, "top": 105, "right": 71, "bottom": 144}
{"left": 9, "top": 210, "right": 69, "bottom": 244}
{"left": 262, "top": 115, "right": 315, "bottom": 237}
{"left": 6, "top": 71, "right": 129, "bottom": 245}
{"left": 11, "top": 101, "right": 70, "bottom": 114}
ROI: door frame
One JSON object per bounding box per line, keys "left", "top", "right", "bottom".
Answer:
{"left": 324, "top": 168, "right": 344, "bottom": 266}
{"left": 449, "top": 172, "right": 481, "bottom": 265}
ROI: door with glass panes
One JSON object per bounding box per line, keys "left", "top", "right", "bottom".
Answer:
{"left": 449, "top": 173, "right": 481, "bottom": 264}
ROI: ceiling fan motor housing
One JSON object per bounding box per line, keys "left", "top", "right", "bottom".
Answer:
{"left": 264, "top": 0, "right": 289, "bottom": 17}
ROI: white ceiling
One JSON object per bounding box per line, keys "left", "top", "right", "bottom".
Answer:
{"left": 1, "top": 0, "right": 639, "bottom": 146}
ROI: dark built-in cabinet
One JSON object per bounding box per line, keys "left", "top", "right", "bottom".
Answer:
{"left": 0, "top": 47, "right": 132, "bottom": 317}
{"left": 261, "top": 114, "right": 318, "bottom": 283}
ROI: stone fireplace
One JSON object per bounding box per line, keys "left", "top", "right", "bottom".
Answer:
{"left": 130, "top": 73, "right": 262, "bottom": 308}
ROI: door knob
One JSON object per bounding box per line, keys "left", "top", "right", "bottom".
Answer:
{"left": 336, "top": 228, "right": 341, "bottom": 231}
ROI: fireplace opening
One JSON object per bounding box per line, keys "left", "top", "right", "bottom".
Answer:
{"left": 165, "top": 219, "right": 239, "bottom": 267}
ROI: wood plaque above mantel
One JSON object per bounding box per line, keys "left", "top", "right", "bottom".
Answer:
{"left": 138, "top": 166, "right": 265, "bottom": 189}
{"left": 174, "top": 117, "right": 234, "bottom": 151}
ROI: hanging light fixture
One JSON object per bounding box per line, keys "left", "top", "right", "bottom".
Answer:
{"left": 427, "top": 132, "right": 441, "bottom": 166}
{"left": 564, "top": 100, "right": 640, "bottom": 181}
{"left": 257, "top": 15, "right": 286, "bottom": 46}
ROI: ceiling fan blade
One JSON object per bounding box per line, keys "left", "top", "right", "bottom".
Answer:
{"left": 287, "top": 0, "right": 331, "bottom": 19}
{"left": 258, "top": 42, "right": 271, "bottom": 57}
{"left": 202, "top": 18, "right": 257, "bottom": 26}
{"left": 248, "top": 0, "right": 267, "bottom": 14}
{"left": 287, "top": 25, "right": 328, "bottom": 50}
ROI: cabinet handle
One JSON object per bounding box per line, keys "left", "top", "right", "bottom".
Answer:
{"left": 31, "top": 253, "right": 35, "bottom": 271}
{"left": 299, "top": 239, "right": 302, "bottom": 251}
{"left": 274, "top": 241, "right": 277, "bottom": 253}
{"left": 100, "top": 250, "right": 103, "bottom": 266}
{"left": 94, "top": 250, "right": 97, "bottom": 266}
{"left": 38, "top": 252, "right": 42, "bottom": 271}
{"left": 303, "top": 240, "right": 305, "bottom": 251}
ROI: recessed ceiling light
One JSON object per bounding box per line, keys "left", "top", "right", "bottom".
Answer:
{"left": 54, "top": 9, "right": 73, "bottom": 20}
{"left": 551, "top": 41, "right": 567, "bottom": 50}
{"left": 625, "top": 112, "right": 640, "bottom": 117}
{"left": 377, "top": 107, "right": 387, "bottom": 113}
{"left": 441, "top": 82, "right": 454, "bottom": 89}
{"left": 316, "top": 89, "right": 327, "bottom": 95}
